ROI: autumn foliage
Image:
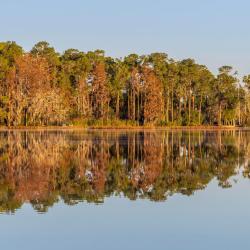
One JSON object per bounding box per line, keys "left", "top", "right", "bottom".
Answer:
{"left": 143, "top": 67, "right": 163, "bottom": 124}
{"left": 1, "top": 41, "right": 250, "bottom": 127}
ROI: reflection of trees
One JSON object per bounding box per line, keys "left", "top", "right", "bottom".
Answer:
{"left": 0, "top": 130, "right": 249, "bottom": 213}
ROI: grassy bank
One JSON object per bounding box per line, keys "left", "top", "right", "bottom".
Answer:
{"left": 0, "top": 125, "right": 245, "bottom": 131}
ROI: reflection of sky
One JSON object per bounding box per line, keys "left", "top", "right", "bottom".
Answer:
{"left": 1, "top": 176, "right": 250, "bottom": 250}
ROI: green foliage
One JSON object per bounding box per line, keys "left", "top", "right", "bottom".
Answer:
{"left": 182, "top": 110, "right": 200, "bottom": 126}
{"left": 0, "top": 40, "right": 249, "bottom": 127}
{"left": 71, "top": 118, "right": 89, "bottom": 127}
{"left": 88, "top": 119, "right": 138, "bottom": 127}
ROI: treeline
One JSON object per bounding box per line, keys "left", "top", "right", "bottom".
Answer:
{"left": 1, "top": 41, "right": 250, "bottom": 126}
{"left": 0, "top": 130, "right": 249, "bottom": 213}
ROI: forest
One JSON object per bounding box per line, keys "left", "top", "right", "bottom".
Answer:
{"left": 1, "top": 41, "right": 250, "bottom": 127}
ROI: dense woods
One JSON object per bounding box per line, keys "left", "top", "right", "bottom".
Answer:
{"left": 0, "top": 130, "right": 249, "bottom": 213}
{"left": 1, "top": 41, "right": 250, "bottom": 127}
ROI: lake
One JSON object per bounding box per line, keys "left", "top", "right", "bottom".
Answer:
{"left": 0, "top": 129, "right": 250, "bottom": 250}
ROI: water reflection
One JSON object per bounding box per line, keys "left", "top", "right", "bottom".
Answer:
{"left": 0, "top": 130, "right": 249, "bottom": 214}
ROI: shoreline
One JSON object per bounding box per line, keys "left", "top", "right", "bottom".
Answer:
{"left": 0, "top": 125, "right": 247, "bottom": 131}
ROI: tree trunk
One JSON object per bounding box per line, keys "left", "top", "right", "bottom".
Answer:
{"left": 24, "top": 108, "right": 27, "bottom": 126}
{"left": 133, "top": 90, "right": 135, "bottom": 121}
{"left": 179, "top": 99, "right": 182, "bottom": 115}
{"left": 128, "top": 90, "right": 130, "bottom": 119}
{"left": 199, "top": 96, "right": 202, "bottom": 125}
{"left": 219, "top": 103, "right": 222, "bottom": 126}
{"left": 137, "top": 93, "right": 140, "bottom": 124}
{"left": 116, "top": 93, "right": 120, "bottom": 119}
{"left": 188, "top": 94, "right": 191, "bottom": 125}
{"left": 238, "top": 101, "right": 241, "bottom": 126}
{"left": 166, "top": 90, "right": 169, "bottom": 124}
{"left": 171, "top": 89, "right": 174, "bottom": 123}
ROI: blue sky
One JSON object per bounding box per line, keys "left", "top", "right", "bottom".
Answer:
{"left": 1, "top": 0, "right": 250, "bottom": 76}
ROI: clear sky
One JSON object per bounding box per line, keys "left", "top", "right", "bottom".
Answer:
{"left": 1, "top": 0, "right": 250, "bottom": 76}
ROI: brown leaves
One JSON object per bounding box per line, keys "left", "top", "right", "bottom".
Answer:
{"left": 143, "top": 67, "right": 163, "bottom": 124}
{"left": 91, "top": 62, "right": 110, "bottom": 120}
{"left": 6, "top": 54, "right": 69, "bottom": 125}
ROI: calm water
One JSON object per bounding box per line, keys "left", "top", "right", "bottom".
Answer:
{"left": 0, "top": 129, "right": 250, "bottom": 250}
